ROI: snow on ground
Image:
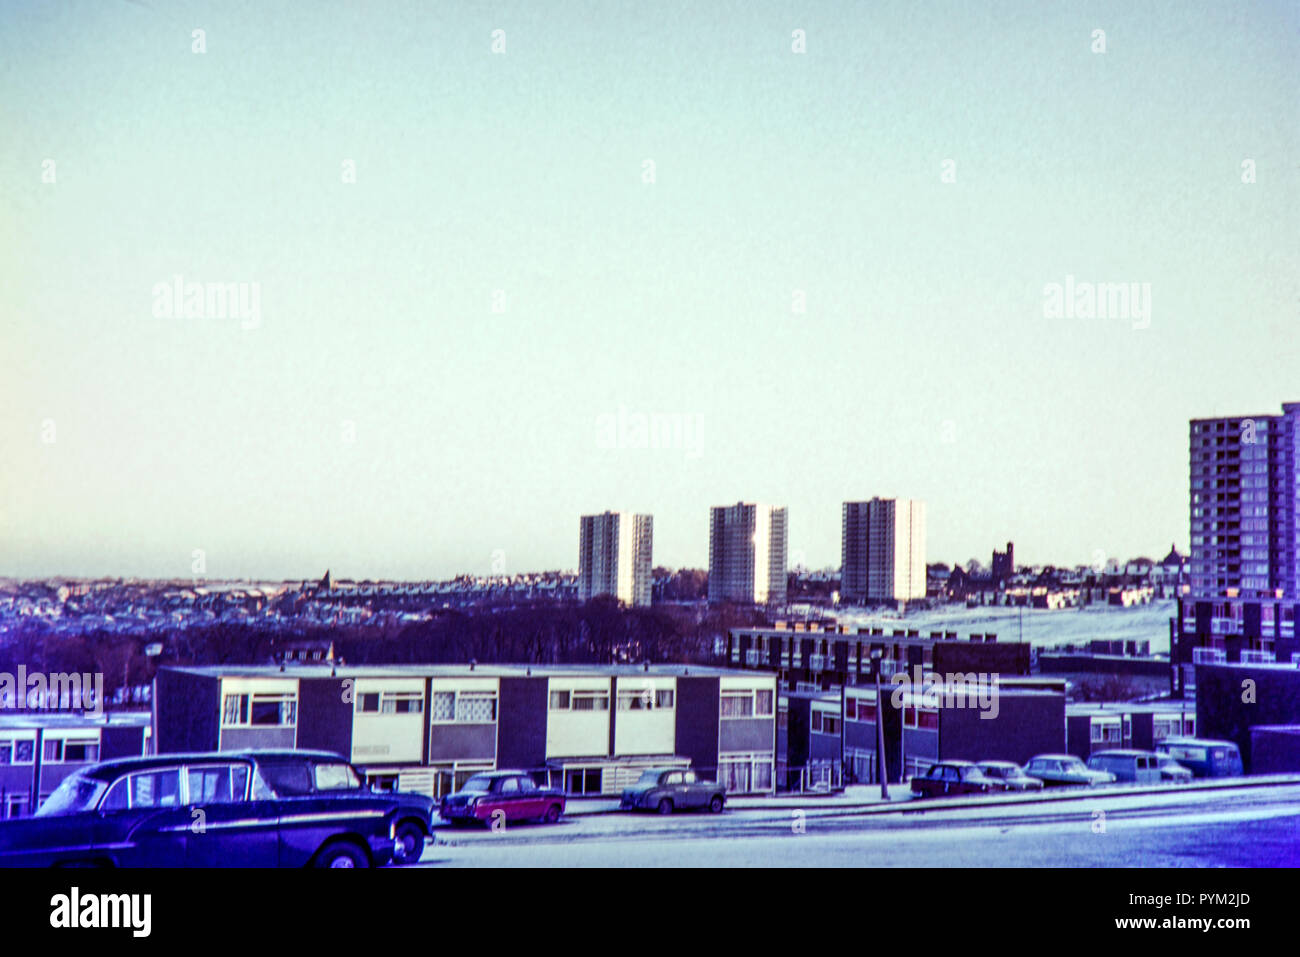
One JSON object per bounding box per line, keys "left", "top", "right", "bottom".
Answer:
{"left": 834, "top": 601, "right": 1176, "bottom": 653}
{"left": 419, "top": 782, "right": 1300, "bottom": 867}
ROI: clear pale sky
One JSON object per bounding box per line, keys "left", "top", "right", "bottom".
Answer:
{"left": 2, "top": 0, "right": 1297, "bottom": 581}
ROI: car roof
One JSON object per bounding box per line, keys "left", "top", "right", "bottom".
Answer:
{"left": 1158, "top": 737, "right": 1237, "bottom": 748}
{"left": 1089, "top": 749, "right": 1156, "bottom": 757}
{"left": 977, "top": 761, "right": 1020, "bottom": 768}
{"left": 1029, "top": 754, "right": 1080, "bottom": 761}
{"left": 77, "top": 749, "right": 348, "bottom": 781}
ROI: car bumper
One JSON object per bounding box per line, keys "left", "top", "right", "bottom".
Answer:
{"left": 439, "top": 805, "right": 485, "bottom": 822}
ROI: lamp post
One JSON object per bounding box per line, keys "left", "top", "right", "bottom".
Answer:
{"left": 872, "top": 649, "right": 889, "bottom": 800}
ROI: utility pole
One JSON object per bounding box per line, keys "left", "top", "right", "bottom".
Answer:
{"left": 872, "top": 649, "right": 889, "bottom": 799}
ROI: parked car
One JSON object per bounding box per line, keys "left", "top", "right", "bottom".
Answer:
{"left": 1155, "top": 738, "right": 1244, "bottom": 778}
{"left": 0, "top": 750, "right": 435, "bottom": 868}
{"left": 439, "top": 771, "right": 565, "bottom": 826}
{"left": 976, "top": 761, "right": 1044, "bottom": 792}
{"left": 909, "top": 761, "right": 998, "bottom": 798}
{"left": 1154, "top": 754, "right": 1194, "bottom": 783}
{"left": 1024, "top": 754, "right": 1116, "bottom": 787}
{"left": 1087, "top": 749, "right": 1173, "bottom": 784}
{"left": 620, "top": 768, "right": 726, "bottom": 814}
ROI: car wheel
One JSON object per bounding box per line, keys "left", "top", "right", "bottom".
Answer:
{"left": 708, "top": 795, "right": 724, "bottom": 814}
{"left": 393, "top": 821, "right": 425, "bottom": 865}
{"left": 314, "top": 841, "right": 370, "bottom": 869}
{"left": 544, "top": 804, "right": 562, "bottom": 824}
{"left": 656, "top": 798, "right": 674, "bottom": 815}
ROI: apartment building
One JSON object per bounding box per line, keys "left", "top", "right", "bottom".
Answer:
{"left": 725, "top": 622, "right": 1031, "bottom": 692}
{"left": 1172, "top": 402, "right": 1300, "bottom": 694}
{"left": 577, "top": 511, "right": 653, "bottom": 606}
{"left": 708, "top": 502, "right": 788, "bottom": 606}
{"left": 0, "top": 713, "right": 151, "bottom": 818}
{"left": 841, "top": 498, "right": 927, "bottom": 606}
{"left": 154, "top": 663, "right": 777, "bottom": 798}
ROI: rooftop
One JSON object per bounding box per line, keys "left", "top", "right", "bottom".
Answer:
{"left": 0, "top": 711, "right": 152, "bottom": 730}
{"left": 162, "top": 662, "right": 768, "bottom": 680}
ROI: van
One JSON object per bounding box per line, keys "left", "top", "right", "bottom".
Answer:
{"left": 1155, "top": 738, "right": 1244, "bottom": 778}
{"left": 1086, "top": 749, "right": 1166, "bottom": 784}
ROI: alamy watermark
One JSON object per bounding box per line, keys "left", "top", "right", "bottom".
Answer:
{"left": 890, "top": 667, "right": 1001, "bottom": 719}
{"left": 152, "top": 275, "right": 261, "bottom": 330}
{"left": 595, "top": 406, "right": 704, "bottom": 459}
{"left": 0, "top": 667, "right": 105, "bottom": 716}
{"left": 1043, "top": 275, "right": 1151, "bottom": 330}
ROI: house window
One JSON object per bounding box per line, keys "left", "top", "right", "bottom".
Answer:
{"left": 617, "top": 690, "right": 654, "bottom": 710}
{"left": 1091, "top": 720, "right": 1122, "bottom": 744}
{"left": 812, "top": 713, "right": 839, "bottom": 735}
{"left": 917, "top": 709, "right": 939, "bottom": 730}
{"left": 43, "top": 739, "right": 99, "bottom": 764}
{"left": 430, "top": 691, "right": 497, "bottom": 723}
{"left": 721, "top": 689, "right": 774, "bottom": 718}
{"left": 382, "top": 692, "right": 423, "bottom": 714}
{"left": 616, "top": 689, "right": 676, "bottom": 711}
{"left": 571, "top": 691, "right": 609, "bottom": 712}
{"left": 0, "top": 740, "right": 33, "bottom": 765}
{"left": 357, "top": 691, "right": 423, "bottom": 714}
{"left": 564, "top": 768, "right": 603, "bottom": 795}
{"left": 222, "top": 693, "right": 296, "bottom": 727}
{"left": 719, "top": 753, "right": 774, "bottom": 793}
{"left": 456, "top": 693, "right": 496, "bottom": 722}
{"left": 552, "top": 690, "right": 610, "bottom": 712}
{"left": 432, "top": 692, "right": 456, "bottom": 721}
{"left": 4, "top": 795, "right": 28, "bottom": 819}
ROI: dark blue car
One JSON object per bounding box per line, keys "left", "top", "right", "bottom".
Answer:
{"left": 0, "top": 749, "right": 435, "bottom": 868}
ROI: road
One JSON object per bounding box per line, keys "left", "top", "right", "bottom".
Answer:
{"left": 413, "top": 783, "right": 1300, "bottom": 867}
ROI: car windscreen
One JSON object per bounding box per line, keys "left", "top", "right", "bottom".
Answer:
{"left": 36, "top": 774, "right": 107, "bottom": 816}
{"left": 461, "top": 775, "right": 495, "bottom": 793}
{"left": 636, "top": 771, "right": 662, "bottom": 786}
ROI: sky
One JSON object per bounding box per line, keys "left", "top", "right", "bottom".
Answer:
{"left": 1, "top": 0, "right": 1298, "bottom": 581}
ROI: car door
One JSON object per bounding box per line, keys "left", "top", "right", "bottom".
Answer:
{"left": 495, "top": 775, "right": 523, "bottom": 821}
{"left": 683, "top": 770, "right": 706, "bottom": 808}
{"left": 923, "top": 765, "right": 946, "bottom": 796}
{"left": 183, "top": 761, "right": 279, "bottom": 867}
{"left": 94, "top": 766, "right": 189, "bottom": 866}
{"left": 662, "top": 770, "right": 684, "bottom": 806}
{"left": 938, "top": 765, "right": 959, "bottom": 795}
{"left": 514, "top": 775, "right": 545, "bottom": 818}
{"left": 258, "top": 759, "right": 327, "bottom": 864}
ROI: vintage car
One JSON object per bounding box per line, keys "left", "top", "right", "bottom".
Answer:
{"left": 0, "top": 749, "right": 435, "bottom": 868}
{"left": 619, "top": 768, "right": 726, "bottom": 814}
{"left": 909, "top": 761, "right": 998, "bottom": 798}
{"left": 976, "top": 761, "right": 1045, "bottom": 792}
{"left": 1155, "top": 738, "right": 1244, "bottom": 778}
{"left": 439, "top": 771, "right": 566, "bottom": 826}
{"left": 1024, "top": 753, "right": 1116, "bottom": 788}
{"left": 1087, "top": 749, "right": 1192, "bottom": 784}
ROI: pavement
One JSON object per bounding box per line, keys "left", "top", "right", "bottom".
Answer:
{"left": 418, "top": 778, "right": 1300, "bottom": 867}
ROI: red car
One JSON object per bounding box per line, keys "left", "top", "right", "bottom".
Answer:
{"left": 439, "top": 771, "right": 565, "bottom": 827}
